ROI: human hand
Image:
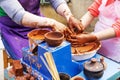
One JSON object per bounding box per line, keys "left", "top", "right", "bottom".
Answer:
{"left": 36, "top": 19, "right": 67, "bottom": 32}
{"left": 67, "top": 16, "right": 84, "bottom": 34}
{"left": 52, "top": 20, "right": 67, "bottom": 32}
{"left": 63, "top": 27, "right": 73, "bottom": 39}
{"left": 67, "top": 33, "right": 98, "bottom": 47}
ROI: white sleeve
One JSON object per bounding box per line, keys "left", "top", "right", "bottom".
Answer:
{"left": 49, "top": 0, "right": 66, "bottom": 10}
{"left": 0, "top": 0, "right": 26, "bottom": 24}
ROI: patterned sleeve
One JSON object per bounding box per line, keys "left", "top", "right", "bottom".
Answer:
{"left": 88, "top": 0, "right": 102, "bottom": 17}
{"left": 0, "top": 0, "right": 26, "bottom": 24}
{"left": 112, "top": 19, "right": 120, "bottom": 37}
{"left": 49, "top": 0, "right": 66, "bottom": 10}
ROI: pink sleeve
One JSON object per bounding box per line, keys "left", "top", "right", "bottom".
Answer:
{"left": 112, "top": 19, "right": 120, "bottom": 37}
{"left": 88, "top": 0, "right": 102, "bottom": 17}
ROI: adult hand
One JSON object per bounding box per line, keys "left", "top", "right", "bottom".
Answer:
{"left": 36, "top": 19, "right": 67, "bottom": 32}
{"left": 22, "top": 12, "right": 67, "bottom": 32}
{"left": 52, "top": 20, "right": 67, "bottom": 32}
{"left": 68, "top": 16, "right": 84, "bottom": 34}
{"left": 67, "top": 33, "right": 98, "bottom": 46}
{"left": 63, "top": 27, "right": 73, "bottom": 39}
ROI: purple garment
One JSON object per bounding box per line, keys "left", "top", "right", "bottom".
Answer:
{"left": 18, "top": 0, "right": 41, "bottom": 15}
{"left": 0, "top": 0, "right": 41, "bottom": 59}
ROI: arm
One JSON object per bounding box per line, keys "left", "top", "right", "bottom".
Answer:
{"left": 0, "top": 0, "right": 67, "bottom": 31}
{"left": 49, "top": 0, "right": 72, "bottom": 21}
{"left": 80, "top": 0, "right": 101, "bottom": 28}
{"left": 94, "top": 28, "right": 115, "bottom": 40}
{"left": 92, "top": 18, "right": 120, "bottom": 40}
{"left": 49, "top": 0, "right": 84, "bottom": 33}
{"left": 80, "top": 11, "right": 95, "bottom": 28}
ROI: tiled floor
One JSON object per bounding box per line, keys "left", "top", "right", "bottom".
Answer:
{"left": 0, "top": 36, "right": 4, "bottom": 80}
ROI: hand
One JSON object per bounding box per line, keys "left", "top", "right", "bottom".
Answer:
{"left": 37, "top": 19, "right": 67, "bottom": 32}
{"left": 68, "top": 16, "right": 84, "bottom": 34}
{"left": 63, "top": 27, "right": 73, "bottom": 39}
{"left": 52, "top": 20, "right": 67, "bottom": 32}
{"left": 67, "top": 33, "right": 98, "bottom": 46}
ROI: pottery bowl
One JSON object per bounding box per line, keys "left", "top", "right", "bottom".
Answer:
{"left": 71, "top": 76, "right": 85, "bottom": 80}
{"left": 72, "top": 41, "right": 101, "bottom": 61}
{"left": 44, "top": 31, "right": 64, "bottom": 47}
{"left": 27, "top": 29, "right": 50, "bottom": 40}
{"left": 59, "top": 73, "right": 71, "bottom": 80}
{"left": 27, "top": 29, "right": 50, "bottom": 51}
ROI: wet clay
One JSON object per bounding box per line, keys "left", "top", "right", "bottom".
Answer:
{"left": 72, "top": 41, "right": 100, "bottom": 54}
{"left": 27, "top": 29, "right": 50, "bottom": 40}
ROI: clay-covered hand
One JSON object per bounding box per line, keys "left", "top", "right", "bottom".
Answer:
{"left": 67, "top": 33, "right": 98, "bottom": 46}
{"left": 63, "top": 27, "right": 73, "bottom": 39}
{"left": 22, "top": 12, "right": 67, "bottom": 32}
{"left": 36, "top": 19, "right": 67, "bottom": 32}
{"left": 68, "top": 16, "right": 84, "bottom": 34}
{"left": 52, "top": 20, "right": 67, "bottom": 32}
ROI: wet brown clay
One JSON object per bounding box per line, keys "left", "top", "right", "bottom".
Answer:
{"left": 27, "top": 29, "right": 50, "bottom": 40}
{"left": 72, "top": 41, "right": 100, "bottom": 54}
{"left": 44, "top": 31, "right": 64, "bottom": 47}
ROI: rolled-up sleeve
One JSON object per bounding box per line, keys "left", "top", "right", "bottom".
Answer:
{"left": 112, "top": 19, "right": 120, "bottom": 37}
{"left": 0, "top": 0, "right": 26, "bottom": 24}
{"left": 49, "top": 0, "right": 66, "bottom": 10}
{"left": 88, "top": 0, "right": 101, "bottom": 17}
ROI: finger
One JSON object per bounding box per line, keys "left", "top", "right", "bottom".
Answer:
{"left": 79, "top": 24, "right": 84, "bottom": 32}
{"left": 71, "top": 35, "right": 77, "bottom": 39}
{"left": 68, "top": 23, "right": 75, "bottom": 34}
{"left": 51, "top": 25, "right": 57, "bottom": 31}
{"left": 66, "top": 28, "right": 73, "bottom": 35}
{"left": 67, "top": 38, "right": 78, "bottom": 42}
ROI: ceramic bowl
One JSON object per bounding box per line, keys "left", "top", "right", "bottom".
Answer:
{"left": 27, "top": 29, "right": 50, "bottom": 51}
{"left": 27, "top": 29, "right": 50, "bottom": 40}
{"left": 71, "top": 41, "right": 101, "bottom": 61}
{"left": 71, "top": 76, "right": 85, "bottom": 80}
{"left": 59, "top": 72, "right": 71, "bottom": 80}
{"left": 44, "top": 31, "right": 64, "bottom": 47}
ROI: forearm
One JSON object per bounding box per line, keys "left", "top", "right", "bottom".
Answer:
{"left": 94, "top": 28, "right": 116, "bottom": 40}
{"left": 0, "top": 0, "right": 25, "bottom": 24}
{"left": 56, "top": 2, "right": 73, "bottom": 21}
{"left": 80, "top": 11, "right": 95, "bottom": 28}
{"left": 22, "top": 12, "right": 55, "bottom": 28}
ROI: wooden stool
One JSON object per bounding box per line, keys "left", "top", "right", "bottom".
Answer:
{"left": 3, "top": 49, "right": 13, "bottom": 68}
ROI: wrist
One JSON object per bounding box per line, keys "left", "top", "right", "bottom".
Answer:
{"left": 63, "top": 9, "right": 73, "bottom": 21}
{"left": 43, "top": 18, "right": 56, "bottom": 27}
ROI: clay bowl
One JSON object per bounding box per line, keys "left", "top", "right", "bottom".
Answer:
{"left": 71, "top": 41, "right": 101, "bottom": 61}
{"left": 27, "top": 29, "right": 50, "bottom": 51}
{"left": 27, "top": 29, "right": 50, "bottom": 40}
{"left": 44, "top": 31, "right": 64, "bottom": 47}
{"left": 59, "top": 73, "right": 71, "bottom": 80}
{"left": 71, "top": 76, "right": 85, "bottom": 80}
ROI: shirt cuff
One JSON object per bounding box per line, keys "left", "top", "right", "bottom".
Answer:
{"left": 49, "top": 0, "right": 66, "bottom": 10}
